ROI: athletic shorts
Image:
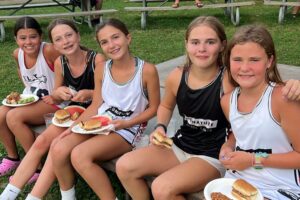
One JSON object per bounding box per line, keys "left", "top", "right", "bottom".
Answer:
{"left": 172, "top": 143, "right": 226, "bottom": 177}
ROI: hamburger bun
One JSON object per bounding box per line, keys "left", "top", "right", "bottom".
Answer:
{"left": 54, "top": 109, "right": 71, "bottom": 124}
{"left": 80, "top": 119, "right": 102, "bottom": 131}
{"left": 153, "top": 132, "right": 173, "bottom": 148}
{"left": 232, "top": 179, "right": 258, "bottom": 200}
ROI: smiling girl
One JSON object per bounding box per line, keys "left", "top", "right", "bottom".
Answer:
{"left": 0, "top": 18, "right": 105, "bottom": 200}
{"left": 0, "top": 16, "right": 59, "bottom": 179}
{"left": 220, "top": 25, "right": 300, "bottom": 200}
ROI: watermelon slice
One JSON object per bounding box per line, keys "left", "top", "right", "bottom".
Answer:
{"left": 64, "top": 105, "right": 86, "bottom": 115}
{"left": 91, "top": 116, "right": 111, "bottom": 126}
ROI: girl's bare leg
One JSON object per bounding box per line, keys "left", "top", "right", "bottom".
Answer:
{"left": 0, "top": 106, "right": 18, "bottom": 158}
{"left": 10, "top": 125, "right": 65, "bottom": 189}
{"left": 7, "top": 101, "right": 56, "bottom": 152}
{"left": 151, "top": 157, "right": 220, "bottom": 200}
{"left": 30, "top": 153, "right": 56, "bottom": 198}
{"left": 51, "top": 133, "right": 92, "bottom": 191}
{"left": 71, "top": 133, "right": 131, "bottom": 200}
{"left": 116, "top": 145, "right": 180, "bottom": 200}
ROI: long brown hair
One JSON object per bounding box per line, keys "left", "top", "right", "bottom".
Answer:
{"left": 184, "top": 16, "right": 227, "bottom": 69}
{"left": 224, "top": 25, "right": 283, "bottom": 87}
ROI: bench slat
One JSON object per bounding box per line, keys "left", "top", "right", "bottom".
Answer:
{"left": 124, "top": 1, "right": 255, "bottom": 11}
{"left": 264, "top": 0, "right": 300, "bottom": 6}
{"left": 0, "top": 9, "right": 118, "bottom": 20}
{"left": 0, "top": 2, "right": 72, "bottom": 10}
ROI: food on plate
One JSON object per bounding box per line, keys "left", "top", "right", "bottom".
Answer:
{"left": 232, "top": 179, "right": 258, "bottom": 200}
{"left": 17, "top": 96, "right": 35, "bottom": 104}
{"left": 211, "top": 192, "right": 231, "bottom": 200}
{"left": 65, "top": 105, "right": 85, "bottom": 115}
{"left": 6, "top": 92, "right": 21, "bottom": 104}
{"left": 54, "top": 109, "right": 71, "bottom": 124}
{"left": 91, "top": 115, "right": 111, "bottom": 126}
{"left": 79, "top": 119, "right": 102, "bottom": 131}
{"left": 152, "top": 131, "right": 173, "bottom": 148}
{"left": 70, "top": 112, "right": 80, "bottom": 121}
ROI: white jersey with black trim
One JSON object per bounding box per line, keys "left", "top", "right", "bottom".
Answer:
{"left": 98, "top": 57, "right": 149, "bottom": 145}
{"left": 225, "top": 83, "right": 300, "bottom": 199}
{"left": 18, "top": 42, "right": 55, "bottom": 98}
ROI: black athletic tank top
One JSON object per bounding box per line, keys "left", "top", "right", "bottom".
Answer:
{"left": 61, "top": 50, "right": 96, "bottom": 108}
{"left": 174, "top": 67, "right": 229, "bottom": 158}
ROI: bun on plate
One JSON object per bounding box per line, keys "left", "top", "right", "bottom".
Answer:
{"left": 80, "top": 119, "right": 102, "bottom": 131}
{"left": 54, "top": 109, "right": 71, "bottom": 124}
{"left": 211, "top": 192, "right": 231, "bottom": 200}
{"left": 232, "top": 179, "right": 258, "bottom": 200}
{"left": 152, "top": 132, "right": 173, "bottom": 148}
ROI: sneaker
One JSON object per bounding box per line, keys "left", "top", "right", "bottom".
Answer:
{"left": 9, "top": 172, "right": 40, "bottom": 185}
{"left": 0, "top": 158, "right": 20, "bottom": 177}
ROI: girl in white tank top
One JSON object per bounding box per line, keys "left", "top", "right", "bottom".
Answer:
{"left": 220, "top": 25, "right": 300, "bottom": 199}
{"left": 0, "top": 17, "right": 60, "bottom": 181}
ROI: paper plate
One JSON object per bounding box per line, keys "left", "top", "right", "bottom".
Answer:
{"left": 2, "top": 94, "right": 39, "bottom": 107}
{"left": 71, "top": 115, "right": 113, "bottom": 135}
{"left": 204, "top": 178, "right": 263, "bottom": 200}
{"left": 52, "top": 117, "right": 74, "bottom": 128}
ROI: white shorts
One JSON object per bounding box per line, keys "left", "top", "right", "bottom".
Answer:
{"left": 172, "top": 144, "right": 225, "bottom": 177}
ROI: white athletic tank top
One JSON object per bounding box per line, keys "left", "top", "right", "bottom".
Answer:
{"left": 98, "top": 58, "right": 149, "bottom": 144}
{"left": 225, "top": 83, "right": 300, "bottom": 199}
{"left": 18, "top": 42, "right": 55, "bottom": 98}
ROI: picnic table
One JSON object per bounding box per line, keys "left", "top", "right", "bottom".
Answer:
{"left": 264, "top": 0, "right": 300, "bottom": 23}
{"left": 0, "top": 0, "right": 117, "bottom": 41}
{"left": 125, "top": 0, "right": 255, "bottom": 29}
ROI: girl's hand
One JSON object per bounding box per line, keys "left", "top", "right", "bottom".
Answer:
{"left": 110, "top": 119, "right": 129, "bottom": 131}
{"left": 55, "top": 86, "right": 73, "bottom": 101}
{"left": 221, "top": 151, "right": 253, "bottom": 171}
{"left": 42, "top": 95, "right": 55, "bottom": 104}
{"left": 219, "top": 144, "right": 234, "bottom": 161}
{"left": 282, "top": 79, "right": 300, "bottom": 101}
{"left": 71, "top": 89, "right": 92, "bottom": 103}
{"left": 150, "top": 127, "right": 166, "bottom": 145}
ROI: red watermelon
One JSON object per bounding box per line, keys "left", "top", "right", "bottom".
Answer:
{"left": 91, "top": 116, "right": 111, "bottom": 126}
{"left": 64, "top": 105, "right": 85, "bottom": 115}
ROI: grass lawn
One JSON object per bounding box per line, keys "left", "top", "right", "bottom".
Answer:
{"left": 0, "top": 0, "right": 299, "bottom": 199}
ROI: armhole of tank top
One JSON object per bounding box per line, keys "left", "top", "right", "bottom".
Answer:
{"left": 219, "top": 67, "right": 226, "bottom": 98}
{"left": 60, "top": 56, "right": 65, "bottom": 77}
{"left": 138, "top": 58, "right": 148, "bottom": 100}
{"left": 267, "top": 84, "right": 280, "bottom": 126}
{"left": 91, "top": 51, "right": 96, "bottom": 72}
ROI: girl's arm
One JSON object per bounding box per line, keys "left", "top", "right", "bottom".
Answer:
{"left": 261, "top": 85, "right": 300, "bottom": 169}
{"left": 152, "top": 67, "right": 182, "bottom": 136}
{"left": 111, "top": 62, "right": 160, "bottom": 131}
{"left": 50, "top": 58, "right": 71, "bottom": 101}
{"left": 219, "top": 92, "right": 236, "bottom": 159}
{"left": 43, "top": 43, "right": 60, "bottom": 66}
{"left": 12, "top": 48, "right": 24, "bottom": 86}
{"left": 72, "top": 61, "right": 105, "bottom": 124}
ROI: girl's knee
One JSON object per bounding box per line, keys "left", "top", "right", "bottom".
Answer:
{"left": 0, "top": 106, "right": 9, "bottom": 121}
{"left": 151, "top": 178, "right": 173, "bottom": 200}
{"left": 50, "top": 141, "right": 70, "bottom": 162}
{"left": 32, "top": 134, "right": 51, "bottom": 152}
{"left": 70, "top": 146, "right": 89, "bottom": 171}
{"left": 115, "top": 153, "right": 135, "bottom": 179}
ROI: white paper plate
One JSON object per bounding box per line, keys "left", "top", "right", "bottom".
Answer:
{"left": 2, "top": 94, "right": 39, "bottom": 107}
{"left": 52, "top": 117, "right": 74, "bottom": 128}
{"left": 204, "top": 178, "right": 263, "bottom": 200}
{"left": 71, "top": 123, "right": 114, "bottom": 135}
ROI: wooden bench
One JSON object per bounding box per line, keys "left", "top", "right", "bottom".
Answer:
{"left": 124, "top": 1, "right": 256, "bottom": 29}
{"left": 264, "top": 0, "right": 300, "bottom": 23}
{"left": 0, "top": 0, "right": 118, "bottom": 41}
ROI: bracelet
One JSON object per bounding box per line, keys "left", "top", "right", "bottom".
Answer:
{"left": 253, "top": 152, "right": 269, "bottom": 170}
{"left": 154, "top": 123, "right": 167, "bottom": 133}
